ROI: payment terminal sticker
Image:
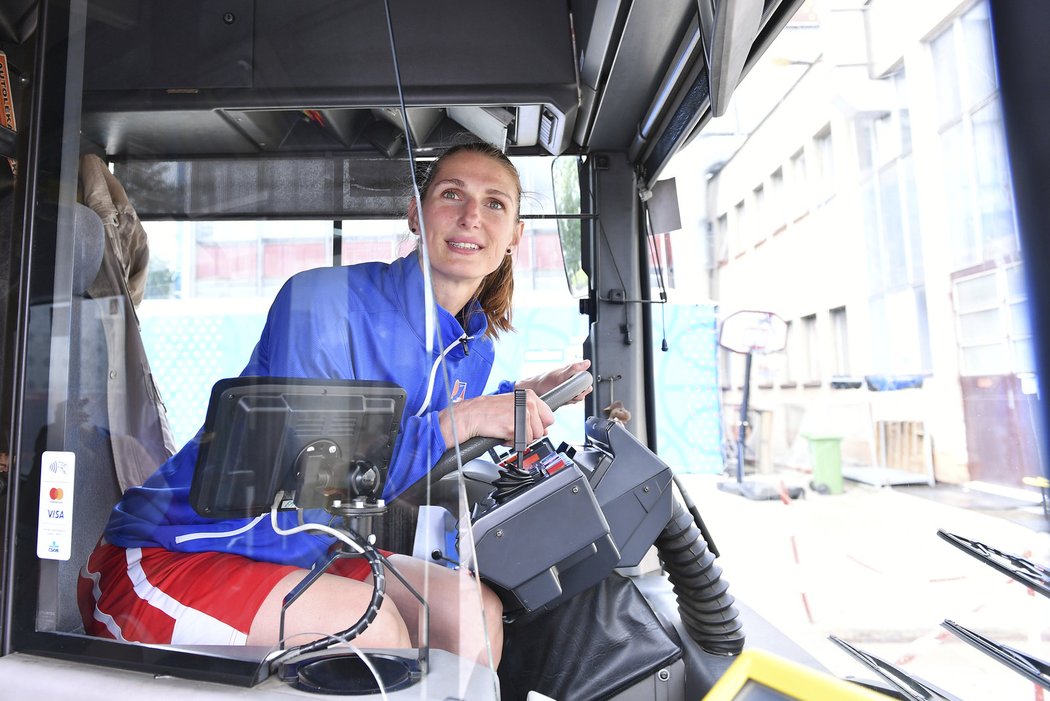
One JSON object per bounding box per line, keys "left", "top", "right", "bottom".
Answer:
{"left": 37, "top": 451, "right": 76, "bottom": 561}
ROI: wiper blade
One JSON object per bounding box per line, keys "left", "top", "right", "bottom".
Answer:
{"left": 828, "top": 635, "right": 962, "bottom": 701}
{"left": 942, "top": 620, "right": 1050, "bottom": 691}
{"left": 937, "top": 529, "right": 1050, "bottom": 599}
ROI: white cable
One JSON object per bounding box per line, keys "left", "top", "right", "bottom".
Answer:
{"left": 414, "top": 333, "right": 468, "bottom": 417}
{"left": 269, "top": 507, "right": 366, "bottom": 555}
{"left": 173, "top": 514, "right": 266, "bottom": 544}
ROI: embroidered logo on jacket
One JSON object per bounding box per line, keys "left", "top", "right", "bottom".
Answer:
{"left": 450, "top": 380, "right": 467, "bottom": 403}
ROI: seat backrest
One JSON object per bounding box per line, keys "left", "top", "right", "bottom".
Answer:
{"left": 54, "top": 202, "right": 121, "bottom": 633}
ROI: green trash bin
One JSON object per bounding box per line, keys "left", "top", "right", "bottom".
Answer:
{"left": 803, "top": 433, "right": 843, "bottom": 494}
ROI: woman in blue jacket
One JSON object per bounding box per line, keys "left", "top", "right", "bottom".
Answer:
{"left": 78, "top": 142, "right": 590, "bottom": 669}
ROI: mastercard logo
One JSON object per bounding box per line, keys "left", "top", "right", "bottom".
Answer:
{"left": 49, "top": 487, "right": 63, "bottom": 500}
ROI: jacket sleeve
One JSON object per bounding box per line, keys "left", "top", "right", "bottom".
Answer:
{"left": 382, "top": 412, "right": 449, "bottom": 500}
{"left": 240, "top": 271, "right": 353, "bottom": 380}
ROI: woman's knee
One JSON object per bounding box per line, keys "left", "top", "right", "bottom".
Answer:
{"left": 366, "top": 600, "right": 412, "bottom": 649}
{"left": 249, "top": 571, "right": 411, "bottom": 649}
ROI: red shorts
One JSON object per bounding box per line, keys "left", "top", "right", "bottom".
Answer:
{"left": 78, "top": 542, "right": 376, "bottom": 645}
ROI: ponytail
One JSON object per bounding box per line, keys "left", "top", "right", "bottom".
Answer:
{"left": 476, "top": 251, "right": 515, "bottom": 339}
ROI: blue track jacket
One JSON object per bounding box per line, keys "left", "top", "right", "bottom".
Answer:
{"left": 104, "top": 253, "right": 506, "bottom": 569}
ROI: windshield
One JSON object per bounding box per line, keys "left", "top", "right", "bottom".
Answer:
{"left": 654, "top": 2, "right": 1049, "bottom": 699}
{"left": 2, "top": 0, "right": 1048, "bottom": 699}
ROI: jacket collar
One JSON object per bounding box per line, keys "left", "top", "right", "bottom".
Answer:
{"left": 392, "top": 252, "right": 489, "bottom": 349}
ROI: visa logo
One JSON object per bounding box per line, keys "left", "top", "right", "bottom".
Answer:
{"left": 47, "top": 509, "right": 65, "bottom": 519}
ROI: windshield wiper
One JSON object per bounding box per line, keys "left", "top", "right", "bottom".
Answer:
{"left": 828, "top": 635, "right": 962, "bottom": 701}
{"left": 942, "top": 620, "right": 1050, "bottom": 691}
{"left": 937, "top": 529, "right": 1050, "bottom": 599}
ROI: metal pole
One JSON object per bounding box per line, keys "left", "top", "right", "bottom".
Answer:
{"left": 736, "top": 350, "right": 752, "bottom": 483}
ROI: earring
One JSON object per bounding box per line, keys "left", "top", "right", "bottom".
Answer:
{"left": 410, "top": 227, "right": 416, "bottom": 233}
{"left": 506, "top": 247, "right": 512, "bottom": 254}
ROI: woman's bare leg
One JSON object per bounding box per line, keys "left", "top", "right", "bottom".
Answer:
{"left": 381, "top": 554, "right": 503, "bottom": 668}
{"left": 248, "top": 569, "right": 411, "bottom": 649}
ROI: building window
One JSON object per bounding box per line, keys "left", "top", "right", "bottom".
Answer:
{"left": 801, "top": 313, "right": 820, "bottom": 384}
{"left": 752, "top": 183, "right": 766, "bottom": 243}
{"left": 830, "top": 306, "right": 849, "bottom": 376}
{"left": 813, "top": 125, "right": 834, "bottom": 204}
{"left": 782, "top": 319, "right": 798, "bottom": 387}
{"left": 733, "top": 200, "right": 746, "bottom": 256}
{"left": 855, "top": 67, "right": 928, "bottom": 377}
{"left": 869, "top": 287, "right": 932, "bottom": 375}
{"left": 789, "top": 147, "right": 808, "bottom": 218}
{"left": 715, "top": 212, "right": 729, "bottom": 265}
{"left": 954, "top": 264, "right": 1032, "bottom": 376}
{"left": 931, "top": 2, "right": 1017, "bottom": 271}
{"left": 769, "top": 167, "right": 786, "bottom": 233}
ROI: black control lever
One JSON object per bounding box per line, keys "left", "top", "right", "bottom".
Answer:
{"left": 491, "top": 389, "right": 539, "bottom": 504}
{"left": 514, "top": 389, "right": 527, "bottom": 467}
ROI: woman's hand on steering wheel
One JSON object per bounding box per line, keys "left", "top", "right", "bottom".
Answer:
{"left": 513, "top": 359, "right": 592, "bottom": 403}
{"left": 404, "top": 364, "right": 594, "bottom": 502}
{"left": 438, "top": 390, "right": 555, "bottom": 449}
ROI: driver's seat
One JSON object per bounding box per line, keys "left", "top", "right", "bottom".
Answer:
{"left": 41, "top": 203, "right": 122, "bottom": 633}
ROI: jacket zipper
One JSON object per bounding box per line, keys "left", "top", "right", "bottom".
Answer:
{"left": 414, "top": 333, "right": 470, "bottom": 417}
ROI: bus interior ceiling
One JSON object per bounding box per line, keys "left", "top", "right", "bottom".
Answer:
{"left": 23, "top": 0, "right": 809, "bottom": 219}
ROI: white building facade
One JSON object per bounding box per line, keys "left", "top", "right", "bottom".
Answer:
{"left": 700, "top": 0, "right": 1036, "bottom": 487}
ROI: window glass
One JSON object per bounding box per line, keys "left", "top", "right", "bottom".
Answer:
{"left": 783, "top": 319, "right": 798, "bottom": 385}
{"left": 1011, "top": 338, "right": 1034, "bottom": 374}
{"left": 972, "top": 99, "right": 1017, "bottom": 252}
{"left": 829, "top": 306, "right": 849, "bottom": 376}
{"left": 940, "top": 120, "right": 978, "bottom": 268}
{"left": 903, "top": 154, "right": 923, "bottom": 281}
{"left": 954, "top": 266, "right": 1030, "bottom": 377}
{"left": 878, "top": 163, "right": 906, "bottom": 288}
{"left": 769, "top": 168, "right": 785, "bottom": 230}
{"left": 666, "top": 3, "right": 1041, "bottom": 696}
{"left": 961, "top": 2, "right": 997, "bottom": 107}
{"left": 733, "top": 200, "right": 746, "bottom": 255}
{"left": 813, "top": 127, "right": 834, "bottom": 201}
{"left": 141, "top": 220, "right": 382, "bottom": 445}
{"left": 955, "top": 270, "right": 998, "bottom": 311}
{"left": 957, "top": 308, "right": 1002, "bottom": 343}
{"left": 752, "top": 184, "right": 766, "bottom": 241}
{"left": 789, "top": 148, "right": 807, "bottom": 215}
{"left": 801, "top": 314, "right": 819, "bottom": 383}
{"left": 716, "top": 212, "right": 730, "bottom": 264}
{"left": 931, "top": 25, "right": 961, "bottom": 125}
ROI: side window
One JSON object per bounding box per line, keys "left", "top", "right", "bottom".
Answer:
{"left": 140, "top": 220, "right": 337, "bottom": 444}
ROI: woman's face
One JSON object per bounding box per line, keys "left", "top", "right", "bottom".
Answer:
{"left": 408, "top": 151, "right": 524, "bottom": 299}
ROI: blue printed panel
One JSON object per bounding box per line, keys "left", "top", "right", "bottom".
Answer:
{"left": 653, "top": 303, "right": 724, "bottom": 474}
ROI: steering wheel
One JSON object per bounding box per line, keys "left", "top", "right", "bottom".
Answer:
{"left": 396, "top": 369, "right": 593, "bottom": 507}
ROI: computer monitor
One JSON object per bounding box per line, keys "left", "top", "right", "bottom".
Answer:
{"left": 190, "top": 377, "right": 406, "bottom": 519}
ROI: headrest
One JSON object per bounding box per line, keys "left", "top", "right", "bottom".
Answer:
{"left": 72, "top": 202, "right": 105, "bottom": 296}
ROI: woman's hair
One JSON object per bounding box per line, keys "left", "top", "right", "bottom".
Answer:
{"left": 417, "top": 142, "right": 521, "bottom": 340}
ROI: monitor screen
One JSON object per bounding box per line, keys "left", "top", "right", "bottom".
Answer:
{"left": 190, "top": 377, "right": 406, "bottom": 519}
